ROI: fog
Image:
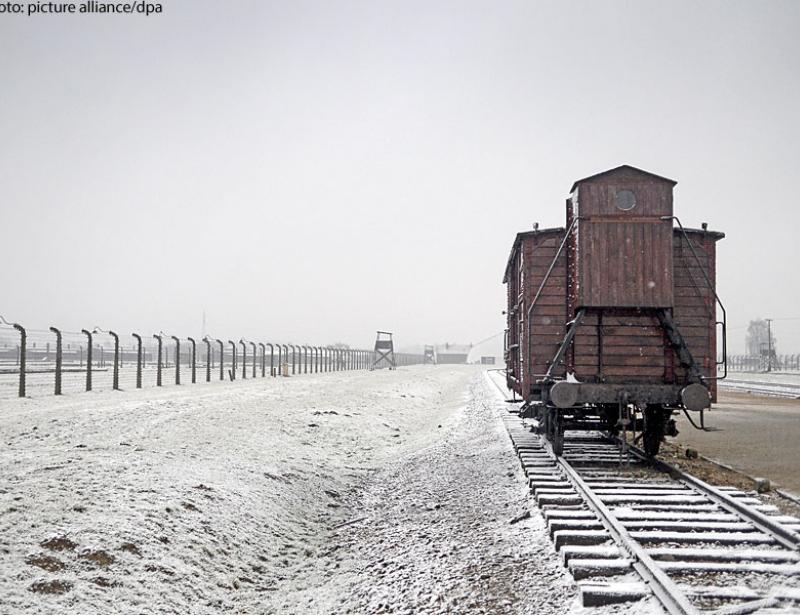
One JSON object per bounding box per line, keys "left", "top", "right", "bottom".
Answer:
{"left": 1, "top": 0, "right": 798, "bottom": 353}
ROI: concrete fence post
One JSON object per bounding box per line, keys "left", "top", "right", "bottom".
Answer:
{"left": 203, "top": 337, "right": 211, "bottom": 382}
{"left": 259, "top": 343, "right": 266, "bottom": 377}
{"left": 228, "top": 341, "right": 237, "bottom": 380}
{"left": 7, "top": 321, "right": 27, "bottom": 397}
{"left": 269, "top": 343, "right": 277, "bottom": 377}
{"left": 187, "top": 337, "right": 197, "bottom": 384}
{"left": 216, "top": 339, "right": 224, "bottom": 381}
{"left": 239, "top": 340, "right": 247, "bottom": 380}
{"left": 132, "top": 333, "right": 143, "bottom": 388}
{"left": 109, "top": 330, "right": 120, "bottom": 390}
{"left": 250, "top": 342, "right": 257, "bottom": 378}
{"left": 49, "top": 326, "right": 63, "bottom": 395}
{"left": 228, "top": 340, "right": 239, "bottom": 382}
{"left": 81, "top": 329, "right": 93, "bottom": 391}
{"left": 153, "top": 334, "right": 163, "bottom": 387}
{"left": 171, "top": 336, "right": 181, "bottom": 385}
{"left": 266, "top": 343, "right": 274, "bottom": 377}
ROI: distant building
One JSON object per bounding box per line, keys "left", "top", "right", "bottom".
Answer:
{"left": 435, "top": 343, "right": 471, "bottom": 365}
{"left": 480, "top": 356, "right": 496, "bottom": 365}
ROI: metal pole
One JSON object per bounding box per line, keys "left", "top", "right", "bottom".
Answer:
{"left": 188, "top": 337, "right": 197, "bottom": 384}
{"left": 766, "top": 319, "right": 773, "bottom": 372}
{"left": 82, "top": 329, "right": 93, "bottom": 391}
{"left": 153, "top": 334, "right": 163, "bottom": 386}
{"left": 109, "top": 331, "right": 120, "bottom": 390}
{"left": 132, "top": 333, "right": 143, "bottom": 388}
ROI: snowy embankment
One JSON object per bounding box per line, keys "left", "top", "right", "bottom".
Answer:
{"left": 0, "top": 367, "right": 473, "bottom": 614}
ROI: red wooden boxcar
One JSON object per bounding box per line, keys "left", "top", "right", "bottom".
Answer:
{"left": 503, "top": 165, "right": 725, "bottom": 456}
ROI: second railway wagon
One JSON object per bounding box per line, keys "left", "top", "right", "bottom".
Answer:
{"left": 503, "top": 165, "right": 726, "bottom": 456}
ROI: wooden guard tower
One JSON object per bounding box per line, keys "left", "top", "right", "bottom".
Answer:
{"left": 424, "top": 345, "right": 436, "bottom": 364}
{"left": 371, "top": 331, "right": 396, "bottom": 370}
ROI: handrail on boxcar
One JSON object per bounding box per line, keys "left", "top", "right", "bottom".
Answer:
{"left": 662, "top": 216, "right": 727, "bottom": 381}
{"left": 526, "top": 216, "right": 581, "bottom": 381}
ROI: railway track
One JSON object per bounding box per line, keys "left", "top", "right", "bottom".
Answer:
{"left": 500, "top": 411, "right": 800, "bottom": 614}
{"left": 718, "top": 379, "right": 800, "bottom": 400}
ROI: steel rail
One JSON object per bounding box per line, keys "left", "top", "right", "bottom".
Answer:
{"left": 620, "top": 440, "right": 800, "bottom": 552}
{"left": 553, "top": 450, "right": 700, "bottom": 615}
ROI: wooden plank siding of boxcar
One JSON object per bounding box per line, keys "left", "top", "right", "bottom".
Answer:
{"left": 578, "top": 220, "right": 674, "bottom": 308}
{"left": 506, "top": 246, "right": 523, "bottom": 394}
{"left": 671, "top": 231, "right": 719, "bottom": 401}
{"left": 525, "top": 232, "right": 568, "bottom": 389}
{"left": 573, "top": 178, "right": 675, "bottom": 309}
{"left": 570, "top": 311, "right": 669, "bottom": 383}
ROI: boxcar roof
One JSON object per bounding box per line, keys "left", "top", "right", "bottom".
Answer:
{"left": 680, "top": 226, "right": 726, "bottom": 240}
{"left": 569, "top": 164, "right": 677, "bottom": 193}
{"left": 502, "top": 227, "right": 565, "bottom": 284}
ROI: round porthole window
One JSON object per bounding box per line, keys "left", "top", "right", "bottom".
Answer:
{"left": 615, "top": 189, "right": 636, "bottom": 211}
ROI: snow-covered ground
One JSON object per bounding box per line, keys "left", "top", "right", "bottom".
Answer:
{"left": 720, "top": 372, "right": 800, "bottom": 398}
{"left": 0, "top": 365, "right": 645, "bottom": 614}
{"left": 0, "top": 366, "right": 471, "bottom": 613}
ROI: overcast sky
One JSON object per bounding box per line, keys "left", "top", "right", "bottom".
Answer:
{"left": 1, "top": 0, "right": 798, "bottom": 353}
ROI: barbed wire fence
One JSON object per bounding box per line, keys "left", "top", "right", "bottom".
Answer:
{"left": 0, "top": 317, "right": 424, "bottom": 400}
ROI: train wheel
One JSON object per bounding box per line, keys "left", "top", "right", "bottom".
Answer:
{"left": 642, "top": 405, "right": 669, "bottom": 457}
{"left": 549, "top": 409, "right": 564, "bottom": 456}
{"left": 552, "top": 431, "right": 564, "bottom": 456}
{"left": 643, "top": 428, "right": 662, "bottom": 457}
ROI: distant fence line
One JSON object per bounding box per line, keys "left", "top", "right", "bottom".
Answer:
{"left": 0, "top": 318, "right": 424, "bottom": 400}
{"left": 725, "top": 354, "right": 800, "bottom": 372}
